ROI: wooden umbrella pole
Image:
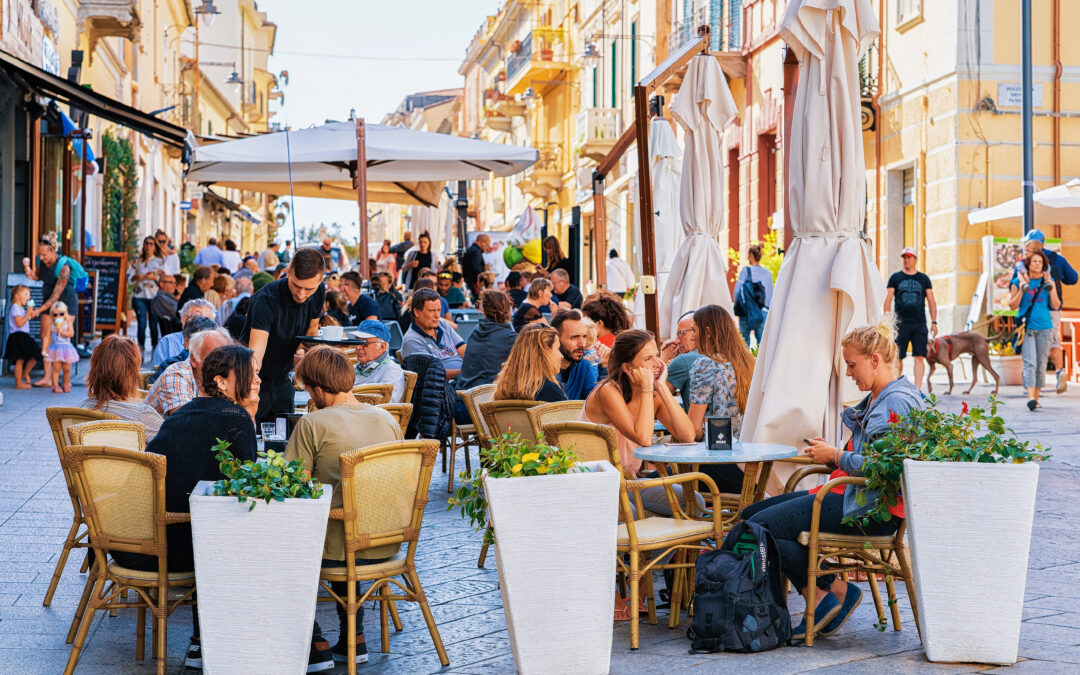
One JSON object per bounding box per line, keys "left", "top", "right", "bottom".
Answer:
{"left": 633, "top": 83, "right": 658, "bottom": 337}
{"left": 356, "top": 117, "right": 369, "bottom": 278}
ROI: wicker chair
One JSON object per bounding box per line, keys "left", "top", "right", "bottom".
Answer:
{"left": 63, "top": 445, "right": 196, "bottom": 675}
{"left": 479, "top": 400, "right": 540, "bottom": 443}
{"left": 401, "top": 371, "right": 418, "bottom": 404}
{"left": 558, "top": 422, "right": 724, "bottom": 649}
{"left": 318, "top": 440, "right": 449, "bottom": 673}
{"left": 138, "top": 370, "right": 155, "bottom": 389}
{"left": 377, "top": 403, "right": 414, "bottom": 437}
{"left": 782, "top": 467, "right": 920, "bottom": 647}
{"left": 67, "top": 420, "right": 147, "bottom": 452}
{"left": 459, "top": 384, "right": 496, "bottom": 447}
{"left": 43, "top": 407, "right": 120, "bottom": 607}
{"left": 352, "top": 383, "right": 394, "bottom": 405}
{"left": 526, "top": 400, "right": 585, "bottom": 441}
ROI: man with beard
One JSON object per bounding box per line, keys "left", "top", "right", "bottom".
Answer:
{"left": 550, "top": 309, "right": 598, "bottom": 400}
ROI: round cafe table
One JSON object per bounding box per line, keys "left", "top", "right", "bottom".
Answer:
{"left": 633, "top": 440, "right": 798, "bottom": 523}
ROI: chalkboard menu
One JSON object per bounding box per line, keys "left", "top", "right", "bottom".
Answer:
{"left": 82, "top": 251, "right": 127, "bottom": 332}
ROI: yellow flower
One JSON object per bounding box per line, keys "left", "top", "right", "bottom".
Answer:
{"left": 521, "top": 452, "right": 540, "bottom": 464}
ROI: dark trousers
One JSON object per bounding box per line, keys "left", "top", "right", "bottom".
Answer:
{"left": 256, "top": 374, "right": 295, "bottom": 424}
{"left": 132, "top": 297, "right": 160, "bottom": 350}
{"left": 743, "top": 491, "right": 898, "bottom": 592}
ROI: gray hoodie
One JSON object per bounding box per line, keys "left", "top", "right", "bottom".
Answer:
{"left": 835, "top": 376, "right": 924, "bottom": 519}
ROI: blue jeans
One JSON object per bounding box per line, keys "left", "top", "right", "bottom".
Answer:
{"left": 1021, "top": 328, "right": 1052, "bottom": 390}
{"left": 740, "top": 315, "right": 765, "bottom": 347}
{"left": 742, "top": 491, "right": 897, "bottom": 592}
{"left": 131, "top": 296, "right": 159, "bottom": 350}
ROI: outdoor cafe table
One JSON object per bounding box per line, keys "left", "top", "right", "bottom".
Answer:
{"left": 633, "top": 441, "right": 798, "bottom": 523}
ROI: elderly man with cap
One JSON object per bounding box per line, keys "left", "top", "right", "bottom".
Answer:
{"left": 352, "top": 319, "right": 405, "bottom": 403}
{"left": 883, "top": 247, "right": 937, "bottom": 391}
{"left": 1012, "top": 229, "right": 1078, "bottom": 393}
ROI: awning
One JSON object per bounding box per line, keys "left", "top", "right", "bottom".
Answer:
{"left": 0, "top": 49, "right": 188, "bottom": 148}
{"left": 53, "top": 104, "right": 97, "bottom": 168}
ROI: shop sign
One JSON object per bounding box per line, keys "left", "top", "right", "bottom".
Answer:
{"left": 997, "top": 83, "right": 1043, "bottom": 108}
{"left": 180, "top": 201, "right": 192, "bottom": 211}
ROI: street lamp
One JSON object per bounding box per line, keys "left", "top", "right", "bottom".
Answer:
{"left": 225, "top": 69, "right": 243, "bottom": 91}
{"left": 194, "top": 0, "right": 219, "bottom": 25}
{"left": 583, "top": 42, "right": 601, "bottom": 68}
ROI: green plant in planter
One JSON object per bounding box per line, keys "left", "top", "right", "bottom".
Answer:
{"left": 846, "top": 395, "right": 1049, "bottom": 527}
{"left": 448, "top": 433, "right": 584, "bottom": 543}
{"left": 211, "top": 439, "right": 324, "bottom": 511}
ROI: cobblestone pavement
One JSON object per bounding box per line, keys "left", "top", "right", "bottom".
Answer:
{"left": 0, "top": 364, "right": 1077, "bottom": 674}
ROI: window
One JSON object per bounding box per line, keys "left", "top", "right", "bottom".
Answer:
{"left": 896, "top": 0, "right": 923, "bottom": 31}
{"left": 728, "top": 0, "right": 742, "bottom": 50}
{"left": 902, "top": 168, "right": 915, "bottom": 248}
{"left": 630, "top": 21, "right": 638, "bottom": 86}
{"left": 592, "top": 65, "right": 598, "bottom": 108}
{"left": 709, "top": 0, "right": 722, "bottom": 51}
{"left": 610, "top": 40, "right": 617, "bottom": 107}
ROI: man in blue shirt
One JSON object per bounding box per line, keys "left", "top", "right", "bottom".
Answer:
{"left": 340, "top": 271, "right": 378, "bottom": 324}
{"left": 193, "top": 237, "right": 225, "bottom": 268}
{"left": 1011, "top": 229, "right": 1078, "bottom": 393}
{"left": 152, "top": 299, "right": 215, "bottom": 367}
{"left": 401, "top": 288, "right": 465, "bottom": 378}
{"left": 551, "top": 309, "right": 597, "bottom": 400}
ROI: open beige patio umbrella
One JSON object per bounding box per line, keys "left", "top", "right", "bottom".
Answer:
{"left": 659, "top": 53, "right": 737, "bottom": 340}
{"left": 741, "top": 0, "right": 883, "bottom": 493}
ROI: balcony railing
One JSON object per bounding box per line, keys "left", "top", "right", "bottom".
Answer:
{"left": 575, "top": 108, "right": 621, "bottom": 161}
{"left": 507, "top": 32, "right": 533, "bottom": 81}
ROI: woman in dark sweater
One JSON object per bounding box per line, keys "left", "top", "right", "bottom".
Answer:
{"left": 493, "top": 323, "right": 566, "bottom": 403}
{"left": 456, "top": 289, "right": 517, "bottom": 391}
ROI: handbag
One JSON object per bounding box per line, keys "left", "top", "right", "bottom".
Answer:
{"left": 1012, "top": 280, "right": 1045, "bottom": 351}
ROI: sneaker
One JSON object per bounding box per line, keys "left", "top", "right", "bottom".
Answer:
{"left": 332, "top": 633, "right": 369, "bottom": 665}
{"left": 819, "top": 582, "right": 863, "bottom": 637}
{"left": 307, "top": 633, "right": 335, "bottom": 672}
{"left": 1027, "top": 399, "right": 1038, "bottom": 411}
{"left": 1057, "top": 369, "right": 1068, "bottom": 394}
{"left": 184, "top": 637, "right": 202, "bottom": 669}
{"left": 791, "top": 592, "right": 841, "bottom": 641}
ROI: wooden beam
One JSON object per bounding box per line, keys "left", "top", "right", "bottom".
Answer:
{"left": 639, "top": 26, "right": 711, "bottom": 97}
{"left": 634, "top": 84, "right": 658, "bottom": 339}
{"left": 594, "top": 124, "right": 636, "bottom": 179}
{"left": 592, "top": 173, "right": 607, "bottom": 286}
{"left": 356, "top": 117, "right": 369, "bottom": 278}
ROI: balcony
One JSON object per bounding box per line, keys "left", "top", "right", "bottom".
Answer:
{"left": 505, "top": 29, "right": 572, "bottom": 96}
{"left": 77, "top": 0, "right": 141, "bottom": 56}
{"left": 575, "top": 108, "right": 621, "bottom": 162}
{"left": 516, "top": 143, "right": 563, "bottom": 200}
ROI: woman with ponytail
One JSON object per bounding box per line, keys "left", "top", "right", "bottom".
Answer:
{"left": 739, "top": 314, "right": 924, "bottom": 641}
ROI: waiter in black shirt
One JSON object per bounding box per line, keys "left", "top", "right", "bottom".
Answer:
{"left": 243, "top": 248, "right": 326, "bottom": 422}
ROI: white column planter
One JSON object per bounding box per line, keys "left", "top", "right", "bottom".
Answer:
{"left": 987, "top": 355, "right": 1023, "bottom": 386}
{"left": 484, "top": 460, "right": 620, "bottom": 675}
{"left": 189, "top": 480, "right": 332, "bottom": 675}
{"left": 902, "top": 460, "right": 1039, "bottom": 665}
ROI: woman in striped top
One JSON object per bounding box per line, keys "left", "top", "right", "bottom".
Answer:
{"left": 77, "top": 334, "right": 163, "bottom": 440}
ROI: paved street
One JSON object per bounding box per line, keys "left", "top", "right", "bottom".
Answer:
{"left": 0, "top": 368, "right": 1078, "bottom": 674}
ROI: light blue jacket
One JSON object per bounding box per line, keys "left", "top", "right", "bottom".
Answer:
{"left": 835, "top": 376, "right": 924, "bottom": 519}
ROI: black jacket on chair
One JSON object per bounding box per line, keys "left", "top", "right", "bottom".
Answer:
{"left": 401, "top": 353, "right": 454, "bottom": 441}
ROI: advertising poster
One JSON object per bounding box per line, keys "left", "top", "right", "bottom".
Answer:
{"left": 985, "top": 236, "right": 1062, "bottom": 316}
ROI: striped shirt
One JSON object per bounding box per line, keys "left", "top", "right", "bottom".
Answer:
{"left": 146, "top": 360, "right": 197, "bottom": 416}
{"left": 76, "top": 398, "right": 164, "bottom": 441}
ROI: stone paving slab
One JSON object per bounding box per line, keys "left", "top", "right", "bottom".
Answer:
{"left": 0, "top": 367, "right": 1077, "bottom": 673}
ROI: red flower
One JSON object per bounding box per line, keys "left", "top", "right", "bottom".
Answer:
{"left": 888, "top": 411, "right": 899, "bottom": 425}
{"left": 962, "top": 401, "right": 970, "bottom": 415}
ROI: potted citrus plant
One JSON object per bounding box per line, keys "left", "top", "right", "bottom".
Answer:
{"left": 189, "top": 441, "right": 331, "bottom": 674}
{"left": 451, "top": 433, "right": 620, "bottom": 675}
{"left": 850, "top": 397, "right": 1048, "bottom": 665}
{"left": 988, "top": 337, "right": 1023, "bottom": 386}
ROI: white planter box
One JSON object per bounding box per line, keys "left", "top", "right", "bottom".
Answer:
{"left": 485, "top": 460, "right": 620, "bottom": 675}
{"left": 902, "top": 460, "right": 1039, "bottom": 665}
{"left": 987, "top": 355, "right": 1023, "bottom": 386}
{"left": 189, "top": 481, "right": 332, "bottom": 675}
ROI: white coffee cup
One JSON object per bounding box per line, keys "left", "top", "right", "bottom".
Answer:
{"left": 321, "top": 325, "right": 344, "bottom": 341}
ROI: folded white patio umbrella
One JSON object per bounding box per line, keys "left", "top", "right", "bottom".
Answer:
{"left": 967, "top": 178, "right": 1080, "bottom": 225}
{"left": 635, "top": 119, "right": 684, "bottom": 329}
{"left": 187, "top": 121, "right": 537, "bottom": 206}
{"left": 741, "top": 0, "right": 883, "bottom": 493}
{"left": 659, "top": 54, "right": 737, "bottom": 340}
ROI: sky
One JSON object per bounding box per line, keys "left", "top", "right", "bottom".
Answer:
{"left": 253, "top": 0, "right": 500, "bottom": 240}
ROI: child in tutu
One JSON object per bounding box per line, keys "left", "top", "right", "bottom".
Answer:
{"left": 44, "top": 301, "right": 78, "bottom": 393}
{"left": 4, "top": 285, "right": 43, "bottom": 389}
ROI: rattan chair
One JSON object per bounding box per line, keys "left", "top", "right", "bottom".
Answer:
{"left": 318, "top": 440, "right": 449, "bottom": 673}
{"left": 783, "top": 468, "right": 920, "bottom": 647}
{"left": 134, "top": 388, "right": 150, "bottom": 401}
{"left": 63, "top": 445, "right": 196, "bottom": 675}
{"left": 526, "top": 400, "right": 585, "bottom": 441}
{"left": 377, "top": 403, "right": 414, "bottom": 437}
{"left": 459, "top": 384, "right": 496, "bottom": 447}
{"left": 43, "top": 407, "right": 120, "bottom": 607}
{"left": 560, "top": 422, "right": 724, "bottom": 649}
{"left": 445, "top": 390, "right": 485, "bottom": 495}
{"left": 352, "top": 383, "right": 394, "bottom": 405}
{"left": 67, "top": 420, "right": 147, "bottom": 452}
{"left": 479, "top": 399, "right": 540, "bottom": 443}
{"left": 138, "top": 370, "right": 155, "bottom": 389}
{"left": 401, "top": 371, "right": 418, "bottom": 404}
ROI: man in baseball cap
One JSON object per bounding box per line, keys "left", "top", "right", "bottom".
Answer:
{"left": 1013, "top": 229, "right": 1078, "bottom": 392}
{"left": 352, "top": 319, "right": 404, "bottom": 402}
{"left": 883, "top": 247, "right": 938, "bottom": 392}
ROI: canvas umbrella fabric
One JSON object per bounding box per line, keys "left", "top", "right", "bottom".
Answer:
{"left": 741, "top": 0, "right": 883, "bottom": 493}
{"left": 634, "top": 119, "right": 684, "bottom": 329}
{"left": 967, "top": 178, "right": 1080, "bottom": 225}
{"left": 659, "top": 53, "right": 737, "bottom": 339}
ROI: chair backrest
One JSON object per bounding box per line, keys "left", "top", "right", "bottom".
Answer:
{"left": 46, "top": 407, "right": 120, "bottom": 469}
{"left": 541, "top": 421, "right": 619, "bottom": 464}
{"left": 352, "top": 383, "right": 394, "bottom": 405}
{"left": 377, "top": 403, "right": 414, "bottom": 436}
{"left": 527, "top": 400, "right": 585, "bottom": 441}
{"left": 139, "top": 370, "right": 155, "bottom": 390}
{"left": 383, "top": 320, "right": 404, "bottom": 353}
{"left": 338, "top": 439, "right": 439, "bottom": 558}
{"left": 401, "top": 370, "right": 418, "bottom": 403}
{"left": 66, "top": 445, "right": 168, "bottom": 558}
{"left": 449, "top": 308, "right": 481, "bottom": 323}
{"left": 480, "top": 400, "right": 541, "bottom": 443}
{"left": 353, "top": 393, "right": 383, "bottom": 406}
{"left": 455, "top": 319, "right": 480, "bottom": 341}
{"left": 67, "top": 421, "right": 146, "bottom": 452}
{"left": 460, "top": 384, "right": 496, "bottom": 441}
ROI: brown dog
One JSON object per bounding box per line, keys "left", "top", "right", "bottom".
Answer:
{"left": 926, "top": 332, "right": 1001, "bottom": 395}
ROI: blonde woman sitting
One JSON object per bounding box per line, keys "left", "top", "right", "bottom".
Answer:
{"left": 493, "top": 323, "right": 566, "bottom": 403}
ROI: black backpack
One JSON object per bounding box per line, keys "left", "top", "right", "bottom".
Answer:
{"left": 686, "top": 521, "right": 791, "bottom": 653}
{"left": 733, "top": 268, "right": 767, "bottom": 320}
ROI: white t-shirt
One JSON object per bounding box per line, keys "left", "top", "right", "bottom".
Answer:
{"left": 220, "top": 250, "right": 243, "bottom": 272}
{"left": 606, "top": 257, "right": 636, "bottom": 294}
